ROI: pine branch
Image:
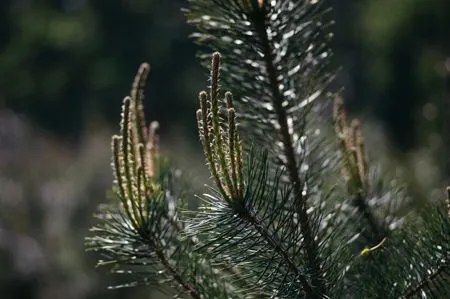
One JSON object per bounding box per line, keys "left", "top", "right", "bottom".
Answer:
{"left": 87, "top": 63, "right": 239, "bottom": 298}
{"left": 190, "top": 153, "right": 319, "bottom": 297}
{"left": 399, "top": 203, "right": 450, "bottom": 298}
{"left": 252, "top": 10, "right": 325, "bottom": 294}
{"left": 400, "top": 188, "right": 450, "bottom": 298}
{"left": 190, "top": 52, "right": 351, "bottom": 298}
{"left": 333, "top": 96, "right": 387, "bottom": 243}
{"left": 186, "top": 2, "right": 336, "bottom": 296}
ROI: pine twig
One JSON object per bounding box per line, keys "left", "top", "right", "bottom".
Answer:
{"left": 196, "top": 52, "right": 320, "bottom": 298}
{"left": 250, "top": 6, "right": 326, "bottom": 296}
{"left": 402, "top": 259, "right": 449, "bottom": 299}
{"left": 333, "top": 96, "right": 386, "bottom": 242}
{"left": 400, "top": 187, "right": 450, "bottom": 298}
{"left": 153, "top": 241, "right": 203, "bottom": 299}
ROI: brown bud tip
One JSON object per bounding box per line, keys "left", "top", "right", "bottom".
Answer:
{"left": 333, "top": 96, "right": 344, "bottom": 119}
{"left": 335, "top": 96, "right": 344, "bottom": 106}
{"left": 212, "top": 52, "right": 221, "bottom": 60}
{"left": 211, "top": 52, "right": 221, "bottom": 73}
{"left": 148, "top": 121, "right": 160, "bottom": 145}
{"left": 199, "top": 91, "right": 208, "bottom": 106}
{"left": 150, "top": 121, "right": 159, "bottom": 131}
{"left": 139, "top": 62, "right": 151, "bottom": 72}
{"left": 351, "top": 119, "right": 361, "bottom": 129}
{"left": 225, "top": 91, "right": 233, "bottom": 108}
{"left": 112, "top": 135, "right": 121, "bottom": 146}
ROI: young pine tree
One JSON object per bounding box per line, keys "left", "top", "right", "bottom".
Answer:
{"left": 86, "top": 0, "right": 450, "bottom": 298}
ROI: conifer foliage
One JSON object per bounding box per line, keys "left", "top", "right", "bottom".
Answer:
{"left": 87, "top": 0, "right": 450, "bottom": 298}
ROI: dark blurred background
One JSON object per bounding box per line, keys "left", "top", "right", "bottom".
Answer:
{"left": 0, "top": 0, "right": 448, "bottom": 298}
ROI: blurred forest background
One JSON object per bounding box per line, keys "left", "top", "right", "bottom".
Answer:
{"left": 0, "top": 0, "right": 448, "bottom": 299}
